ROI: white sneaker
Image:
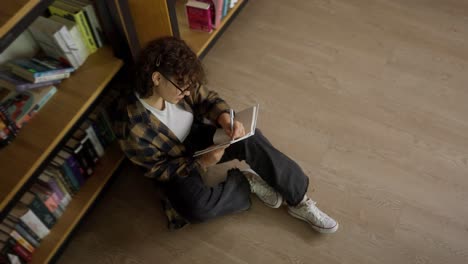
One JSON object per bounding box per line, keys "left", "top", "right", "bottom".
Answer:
{"left": 288, "top": 197, "right": 339, "bottom": 233}
{"left": 242, "top": 169, "right": 283, "bottom": 208}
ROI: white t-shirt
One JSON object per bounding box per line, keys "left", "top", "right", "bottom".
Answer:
{"left": 136, "top": 94, "right": 193, "bottom": 142}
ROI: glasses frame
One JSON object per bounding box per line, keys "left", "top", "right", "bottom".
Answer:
{"left": 159, "top": 72, "right": 198, "bottom": 94}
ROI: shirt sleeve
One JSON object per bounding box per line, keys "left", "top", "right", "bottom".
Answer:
{"left": 189, "top": 84, "right": 231, "bottom": 125}
{"left": 119, "top": 125, "right": 204, "bottom": 181}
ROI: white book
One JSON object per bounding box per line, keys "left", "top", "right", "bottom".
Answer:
{"left": 193, "top": 104, "right": 260, "bottom": 157}
{"left": 28, "top": 16, "right": 81, "bottom": 68}
{"left": 49, "top": 15, "right": 89, "bottom": 64}
{"left": 84, "top": 124, "right": 104, "bottom": 157}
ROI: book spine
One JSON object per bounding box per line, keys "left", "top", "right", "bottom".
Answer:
{"left": 14, "top": 218, "right": 42, "bottom": 243}
{"left": 14, "top": 223, "right": 40, "bottom": 248}
{"left": 60, "top": 160, "right": 82, "bottom": 191}
{"left": 11, "top": 69, "right": 70, "bottom": 83}
{"left": 65, "top": 146, "right": 93, "bottom": 177}
{"left": 19, "top": 211, "right": 50, "bottom": 239}
{"left": 48, "top": 6, "right": 97, "bottom": 53}
{"left": 81, "top": 135, "right": 99, "bottom": 164}
{"left": 85, "top": 126, "right": 104, "bottom": 157}
{"left": 15, "top": 79, "right": 61, "bottom": 93}
{"left": 186, "top": 5, "right": 213, "bottom": 33}
{"left": 28, "top": 196, "right": 57, "bottom": 229}
{"left": 98, "top": 107, "right": 116, "bottom": 142}
{"left": 64, "top": 155, "right": 87, "bottom": 185}
{"left": 82, "top": 5, "right": 104, "bottom": 47}
{"left": 49, "top": 172, "right": 73, "bottom": 205}
{"left": 6, "top": 238, "right": 32, "bottom": 263}
{"left": 9, "top": 230, "right": 34, "bottom": 254}
{"left": 52, "top": 29, "right": 81, "bottom": 68}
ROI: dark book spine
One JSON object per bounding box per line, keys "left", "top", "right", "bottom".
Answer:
{"left": 28, "top": 196, "right": 57, "bottom": 229}
{"left": 15, "top": 219, "right": 41, "bottom": 243}
{"left": 14, "top": 224, "right": 40, "bottom": 248}
{"left": 81, "top": 136, "right": 99, "bottom": 164}
{"left": 63, "top": 155, "right": 86, "bottom": 186}
{"left": 64, "top": 146, "right": 93, "bottom": 177}
{"left": 6, "top": 238, "right": 31, "bottom": 263}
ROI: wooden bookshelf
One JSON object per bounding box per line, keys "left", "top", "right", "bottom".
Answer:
{"left": 0, "top": 0, "right": 40, "bottom": 38}
{"left": 30, "top": 142, "right": 124, "bottom": 263}
{"left": 176, "top": 0, "right": 246, "bottom": 56}
{"left": 0, "top": 46, "right": 123, "bottom": 212}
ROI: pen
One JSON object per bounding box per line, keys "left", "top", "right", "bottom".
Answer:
{"left": 229, "top": 109, "right": 234, "bottom": 134}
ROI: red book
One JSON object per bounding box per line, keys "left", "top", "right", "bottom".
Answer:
{"left": 186, "top": 0, "right": 213, "bottom": 33}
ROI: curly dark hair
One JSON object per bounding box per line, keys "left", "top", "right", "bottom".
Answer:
{"left": 135, "top": 36, "right": 206, "bottom": 98}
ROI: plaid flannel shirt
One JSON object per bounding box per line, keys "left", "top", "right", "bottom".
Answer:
{"left": 113, "top": 85, "right": 231, "bottom": 181}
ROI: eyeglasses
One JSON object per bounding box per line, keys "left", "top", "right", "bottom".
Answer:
{"left": 160, "top": 72, "right": 199, "bottom": 94}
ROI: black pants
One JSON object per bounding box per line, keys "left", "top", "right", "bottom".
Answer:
{"left": 160, "top": 122, "right": 309, "bottom": 223}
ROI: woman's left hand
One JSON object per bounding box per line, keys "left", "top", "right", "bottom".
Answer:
{"left": 217, "top": 112, "right": 246, "bottom": 140}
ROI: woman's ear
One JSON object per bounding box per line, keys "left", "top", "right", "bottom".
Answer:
{"left": 152, "top": 71, "right": 161, "bottom": 87}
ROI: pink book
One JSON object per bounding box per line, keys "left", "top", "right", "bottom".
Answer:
{"left": 186, "top": 0, "right": 213, "bottom": 33}
{"left": 198, "top": 0, "right": 223, "bottom": 28}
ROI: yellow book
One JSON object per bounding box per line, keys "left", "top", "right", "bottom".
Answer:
{"left": 48, "top": 2, "right": 98, "bottom": 53}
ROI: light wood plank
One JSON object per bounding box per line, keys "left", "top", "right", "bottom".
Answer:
{"left": 0, "top": 46, "right": 123, "bottom": 211}
{"left": 177, "top": 0, "right": 245, "bottom": 56}
{"left": 31, "top": 142, "right": 125, "bottom": 264}
{"left": 0, "top": 0, "right": 39, "bottom": 38}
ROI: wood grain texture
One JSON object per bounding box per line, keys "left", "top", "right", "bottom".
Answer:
{"left": 0, "top": 0, "right": 39, "bottom": 37}
{"left": 127, "top": 0, "right": 173, "bottom": 49}
{"left": 0, "top": 46, "right": 123, "bottom": 211}
{"left": 57, "top": 0, "right": 468, "bottom": 263}
{"left": 177, "top": 0, "right": 246, "bottom": 56}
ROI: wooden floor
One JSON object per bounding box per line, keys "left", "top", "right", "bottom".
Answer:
{"left": 57, "top": 0, "right": 468, "bottom": 263}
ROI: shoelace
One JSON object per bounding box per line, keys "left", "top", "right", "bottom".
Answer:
{"left": 301, "top": 198, "right": 325, "bottom": 223}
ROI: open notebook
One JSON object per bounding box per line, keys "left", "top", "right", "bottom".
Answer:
{"left": 193, "top": 104, "right": 260, "bottom": 157}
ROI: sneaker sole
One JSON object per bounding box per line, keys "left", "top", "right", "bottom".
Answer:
{"left": 287, "top": 208, "right": 339, "bottom": 234}
{"left": 241, "top": 169, "right": 283, "bottom": 209}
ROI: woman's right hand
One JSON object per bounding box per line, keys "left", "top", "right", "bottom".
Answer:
{"left": 197, "top": 145, "right": 228, "bottom": 169}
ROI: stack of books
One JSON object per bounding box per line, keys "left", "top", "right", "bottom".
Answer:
{"left": 0, "top": 0, "right": 105, "bottom": 147}
{"left": 186, "top": 0, "right": 240, "bottom": 33}
{"left": 0, "top": 91, "right": 119, "bottom": 262}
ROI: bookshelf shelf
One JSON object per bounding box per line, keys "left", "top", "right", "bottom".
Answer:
{"left": 0, "top": 46, "right": 123, "bottom": 213}
{"left": 0, "top": 0, "right": 39, "bottom": 38}
{"left": 176, "top": 0, "right": 246, "bottom": 56}
{"left": 30, "top": 142, "right": 124, "bottom": 263}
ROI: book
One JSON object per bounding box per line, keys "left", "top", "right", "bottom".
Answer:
{"left": 63, "top": 139, "right": 94, "bottom": 177}
{"left": 3, "top": 218, "right": 40, "bottom": 248}
{"left": 0, "top": 103, "right": 18, "bottom": 147}
{"left": 186, "top": 0, "right": 213, "bottom": 33}
{"left": 44, "top": 167, "right": 76, "bottom": 197}
{"left": 48, "top": 15, "right": 90, "bottom": 65}
{"left": 80, "top": 120, "right": 104, "bottom": 157}
{"left": 49, "top": 1, "right": 98, "bottom": 53}
{"left": 199, "top": 0, "right": 223, "bottom": 29}
{"left": 6, "top": 216, "right": 42, "bottom": 244}
{"left": 29, "top": 184, "right": 64, "bottom": 219}
{"left": 72, "top": 129, "right": 99, "bottom": 164}
{"left": 193, "top": 104, "right": 259, "bottom": 157}
{"left": 63, "top": 0, "right": 105, "bottom": 47}
{"left": 7, "top": 58, "right": 72, "bottom": 83}
{"left": 0, "top": 86, "right": 57, "bottom": 129}
{"left": 51, "top": 156, "right": 82, "bottom": 192}
{"left": 0, "top": 223, "right": 35, "bottom": 254}
{"left": 0, "top": 236, "right": 31, "bottom": 264}
{"left": 37, "top": 172, "right": 72, "bottom": 209}
{"left": 28, "top": 16, "right": 82, "bottom": 68}
{"left": 19, "top": 192, "right": 57, "bottom": 229}
{"left": 0, "top": 70, "right": 61, "bottom": 92}
{"left": 9, "top": 204, "right": 50, "bottom": 239}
